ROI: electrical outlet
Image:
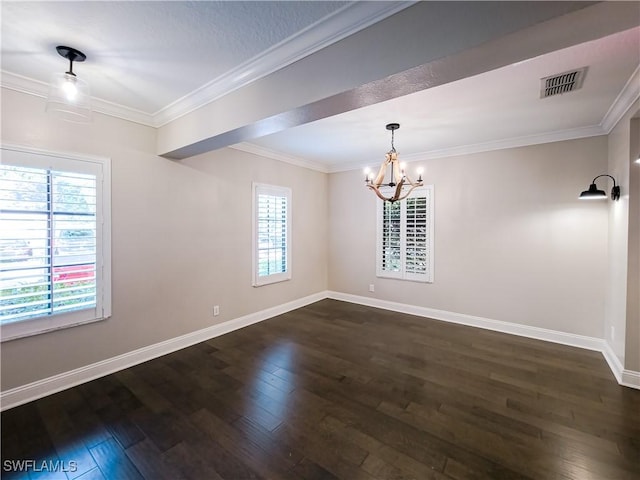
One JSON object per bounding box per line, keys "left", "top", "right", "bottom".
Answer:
{"left": 213, "top": 305, "right": 220, "bottom": 316}
{"left": 369, "top": 284, "right": 375, "bottom": 293}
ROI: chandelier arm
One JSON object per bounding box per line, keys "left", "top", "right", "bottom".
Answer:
{"left": 394, "top": 184, "right": 419, "bottom": 202}
{"left": 368, "top": 185, "right": 392, "bottom": 202}
{"left": 373, "top": 157, "right": 390, "bottom": 186}
{"left": 393, "top": 179, "right": 405, "bottom": 201}
{"left": 403, "top": 174, "right": 423, "bottom": 187}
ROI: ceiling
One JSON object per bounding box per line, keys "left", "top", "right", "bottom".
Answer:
{"left": 2, "top": 1, "right": 639, "bottom": 172}
{"left": 1, "top": 1, "right": 408, "bottom": 122}
{"left": 248, "top": 26, "right": 640, "bottom": 171}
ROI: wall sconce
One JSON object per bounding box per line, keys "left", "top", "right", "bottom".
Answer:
{"left": 579, "top": 174, "right": 620, "bottom": 201}
{"left": 46, "top": 45, "right": 92, "bottom": 123}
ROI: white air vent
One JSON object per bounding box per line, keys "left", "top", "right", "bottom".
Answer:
{"left": 540, "top": 67, "right": 587, "bottom": 98}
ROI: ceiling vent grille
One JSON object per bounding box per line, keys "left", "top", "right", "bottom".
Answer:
{"left": 540, "top": 67, "right": 587, "bottom": 98}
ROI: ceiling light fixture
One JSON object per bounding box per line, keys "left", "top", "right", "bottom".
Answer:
{"left": 46, "top": 45, "right": 92, "bottom": 123}
{"left": 365, "top": 123, "right": 423, "bottom": 203}
{"left": 579, "top": 174, "right": 620, "bottom": 201}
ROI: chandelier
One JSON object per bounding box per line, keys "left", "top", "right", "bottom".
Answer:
{"left": 365, "top": 123, "right": 423, "bottom": 203}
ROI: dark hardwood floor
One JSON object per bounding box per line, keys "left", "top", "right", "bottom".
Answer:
{"left": 2, "top": 299, "right": 639, "bottom": 479}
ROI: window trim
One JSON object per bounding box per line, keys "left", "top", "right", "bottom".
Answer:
{"left": 376, "top": 185, "right": 434, "bottom": 283}
{"left": 252, "top": 182, "right": 292, "bottom": 287}
{"left": 0, "top": 144, "right": 112, "bottom": 342}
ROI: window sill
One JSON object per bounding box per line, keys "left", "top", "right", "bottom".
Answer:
{"left": 252, "top": 274, "right": 291, "bottom": 287}
{"left": 1, "top": 312, "right": 109, "bottom": 342}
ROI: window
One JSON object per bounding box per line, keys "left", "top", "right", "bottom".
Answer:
{"left": 0, "top": 145, "right": 111, "bottom": 341}
{"left": 377, "top": 185, "right": 433, "bottom": 282}
{"left": 252, "top": 183, "right": 291, "bottom": 287}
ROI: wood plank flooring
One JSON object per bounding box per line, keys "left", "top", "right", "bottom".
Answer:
{"left": 2, "top": 299, "right": 639, "bottom": 479}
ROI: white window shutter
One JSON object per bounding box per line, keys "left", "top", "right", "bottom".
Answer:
{"left": 376, "top": 185, "right": 434, "bottom": 283}
{"left": 0, "top": 145, "right": 111, "bottom": 341}
{"left": 252, "top": 183, "right": 292, "bottom": 287}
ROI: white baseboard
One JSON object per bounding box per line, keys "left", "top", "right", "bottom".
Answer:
{"left": 621, "top": 369, "right": 640, "bottom": 389}
{"left": 602, "top": 340, "right": 640, "bottom": 389}
{"left": 327, "top": 291, "right": 640, "bottom": 390}
{"left": 0, "top": 291, "right": 328, "bottom": 411}
{"left": 3, "top": 289, "right": 638, "bottom": 410}
{"left": 602, "top": 341, "right": 625, "bottom": 384}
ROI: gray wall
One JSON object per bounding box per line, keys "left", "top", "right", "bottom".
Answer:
{"left": 627, "top": 116, "right": 640, "bottom": 373}
{"left": 0, "top": 88, "right": 328, "bottom": 390}
{"left": 328, "top": 137, "right": 609, "bottom": 338}
{"left": 606, "top": 100, "right": 640, "bottom": 372}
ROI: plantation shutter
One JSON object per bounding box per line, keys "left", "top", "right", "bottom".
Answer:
{"left": 405, "top": 191, "right": 431, "bottom": 281}
{"left": 253, "top": 183, "right": 291, "bottom": 286}
{"left": 0, "top": 146, "right": 111, "bottom": 341}
{"left": 1, "top": 165, "right": 98, "bottom": 323}
{"left": 376, "top": 185, "right": 433, "bottom": 282}
{"left": 380, "top": 201, "right": 402, "bottom": 277}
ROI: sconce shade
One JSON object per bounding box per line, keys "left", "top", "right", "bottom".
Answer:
{"left": 579, "top": 183, "right": 607, "bottom": 199}
{"left": 45, "top": 46, "right": 92, "bottom": 123}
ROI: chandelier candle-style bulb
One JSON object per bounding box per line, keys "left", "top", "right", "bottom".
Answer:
{"left": 365, "top": 123, "right": 423, "bottom": 203}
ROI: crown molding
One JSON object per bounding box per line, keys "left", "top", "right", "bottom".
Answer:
{"left": 325, "top": 124, "right": 607, "bottom": 173}
{"left": 90, "top": 97, "right": 154, "bottom": 127}
{"left": 152, "top": 1, "right": 415, "bottom": 127}
{"left": 601, "top": 64, "right": 640, "bottom": 133}
{"left": 231, "top": 142, "right": 328, "bottom": 173}
{"left": 238, "top": 124, "right": 606, "bottom": 174}
{"left": 1, "top": 70, "right": 48, "bottom": 98}
{"left": 1, "top": 70, "right": 155, "bottom": 127}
